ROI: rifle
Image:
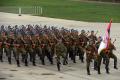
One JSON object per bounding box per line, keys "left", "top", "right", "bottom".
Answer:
{"left": 113, "top": 39, "right": 116, "bottom": 44}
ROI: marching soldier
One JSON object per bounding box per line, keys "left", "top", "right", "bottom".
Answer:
{"left": 79, "top": 30, "right": 89, "bottom": 63}
{"left": 86, "top": 40, "right": 98, "bottom": 75}
{"left": 54, "top": 39, "right": 67, "bottom": 71}
{"left": 97, "top": 49, "right": 110, "bottom": 74}
{"left": 13, "top": 37, "right": 21, "bottom": 67}
{"left": 69, "top": 41, "right": 77, "bottom": 63}
{"left": 108, "top": 40, "right": 118, "bottom": 69}
{"left": 25, "top": 36, "right": 36, "bottom": 66}
{"left": 34, "top": 35, "right": 43, "bottom": 65}
{"left": 20, "top": 36, "right": 28, "bottom": 66}
{"left": 0, "top": 33, "right": 7, "bottom": 62}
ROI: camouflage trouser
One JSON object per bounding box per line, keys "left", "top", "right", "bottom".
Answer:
{"left": 56, "top": 53, "right": 68, "bottom": 71}
{"left": 78, "top": 47, "right": 84, "bottom": 63}
{"left": 5, "top": 48, "right": 12, "bottom": 64}
{"left": 13, "top": 47, "right": 21, "bottom": 67}
{"left": 109, "top": 53, "right": 117, "bottom": 69}
{"left": 35, "top": 47, "right": 43, "bottom": 62}
{"left": 20, "top": 48, "right": 28, "bottom": 66}
{"left": 86, "top": 56, "right": 98, "bottom": 75}
{"left": 26, "top": 48, "right": 36, "bottom": 66}
{"left": 97, "top": 52, "right": 110, "bottom": 74}
{"left": 5, "top": 47, "right": 20, "bottom": 66}
{"left": 41, "top": 48, "right": 53, "bottom": 65}
{"left": 69, "top": 50, "right": 77, "bottom": 63}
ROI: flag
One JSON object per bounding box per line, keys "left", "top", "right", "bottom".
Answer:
{"left": 98, "top": 19, "right": 112, "bottom": 54}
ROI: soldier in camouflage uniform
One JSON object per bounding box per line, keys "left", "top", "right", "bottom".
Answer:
{"left": 5, "top": 35, "right": 13, "bottom": 64}
{"left": 78, "top": 30, "right": 89, "bottom": 63}
{"left": 54, "top": 39, "right": 67, "bottom": 71}
{"left": 0, "top": 34, "right": 7, "bottom": 62}
{"left": 97, "top": 49, "right": 110, "bottom": 74}
{"left": 34, "top": 35, "right": 43, "bottom": 65}
{"left": 25, "top": 36, "right": 36, "bottom": 66}
{"left": 108, "top": 41, "right": 118, "bottom": 69}
{"left": 12, "top": 37, "right": 21, "bottom": 67}
{"left": 86, "top": 40, "right": 98, "bottom": 75}
{"left": 69, "top": 41, "right": 77, "bottom": 63}
{"left": 20, "top": 36, "right": 28, "bottom": 66}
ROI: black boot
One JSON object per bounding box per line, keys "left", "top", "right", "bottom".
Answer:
{"left": 17, "top": 60, "right": 20, "bottom": 67}
{"left": 114, "top": 66, "right": 118, "bottom": 69}
{"left": 57, "top": 62, "right": 61, "bottom": 71}
{"left": 33, "top": 61, "right": 36, "bottom": 66}
{"left": 8, "top": 57, "right": 12, "bottom": 64}
{"left": 98, "top": 66, "right": 101, "bottom": 74}
{"left": 106, "top": 68, "right": 110, "bottom": 74}
{"left": 41, "top": 59, "right": 45, "bottom": 65}
{"left": 25, "top": 59, "right": 28, "bottom": 66}
{"left": 0, "top": 56, "right": 3, "bottom": 62}
{"left": 87, "top": 67, "right": 91, "bottom": 75}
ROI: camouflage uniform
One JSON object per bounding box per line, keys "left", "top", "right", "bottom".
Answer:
{"left": 79, "top": 33, "right": 89, "bottom": 63}
{"left": 54, "top": 40, "right": 67, "bottom": 71}
{"left": 20, "top": 37, "right": 28, "bottom": 66}
{"left": 34, "top": 37, "right": 43, "bottom": 64}
{"left": 108, "top": 42, "right": 117, "bottom": 69}
{"left": 69, "top": 41, "right": 77, "bottom": 63}
{"left": 0, "top": 36, "right": 6, "bottom": 62}
{"left": 5, "top": 36, "right": 14, "bottom": 64}
{"left": 26, "top": 37, "right": 36, "bottom": 66}
{"left": 97, "top": 49, "right": 110, "bottom": 74}
{"left": 86, "top": 42, "right": 98, "bottom": 75}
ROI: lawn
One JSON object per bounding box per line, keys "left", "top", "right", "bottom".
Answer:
{"left": 0, "top": 0, "right": 120, "bottom": 22}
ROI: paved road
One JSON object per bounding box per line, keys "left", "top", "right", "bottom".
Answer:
{"left": 0, "top": 12, "right": 120, "bottom": 80}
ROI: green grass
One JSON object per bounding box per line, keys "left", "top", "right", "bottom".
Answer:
{"left": 0, "top": 0, "right": 120, "bottom": 22}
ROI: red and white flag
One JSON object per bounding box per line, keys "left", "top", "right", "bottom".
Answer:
{"left": 98, "top": 19, "right": 112, "bottom": 54}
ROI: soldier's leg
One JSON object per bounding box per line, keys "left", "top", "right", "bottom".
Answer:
{"left": 94, "top": 56, "right": 98, "bottom": 70}
{"left": 110, "top": 53, "right": 118, "bottom": 69}
{"left": 21, "top": 54, "right": 25, "bottom": 63}
{"left": 46, "top": 51, "right": 53, "bottom": 64}
{"left": 0, "top": 49, "right": 3, "bottom": 62}
{"left": 69, "top": 51, "right": 73, "bottom": 60}
{"left": 63, "top": 53, "right": 68, "bottom": 65}
{"left": 41, "top": 51, "right": 45, "bottom": 65}
{"left": 79, "top": 51, "right": 84, "bottom": 63}
{"left": 16, "top": 53, "right": 20, "bottom": 67}
{"left": 103, "top": 58, "right": 106, "bottom": 64}
{"left": 86, "top": 59, "right": 91, "bottom": 75}
{"left": 56, "top": 56, "right": 61, "bottom": 71}
{"left": 29, "top": 52, "right": 33, "bottom": 62}
{"left": 32, "top": 52, "right": 36, "bottom": 66}
{"left": 97, "top": 55, "right": 102, "bottom": 74}
{"left": 72, "top": 52, "right": 76, "bottom": 63}
{"left": 104, "top": 55, "right": 110, "bottom": 74}
{"left": 23, "top": 52, "right": 28, "bottom": 66}
{"left": 7, "top": 49, "right": 12, "bottom": 64}
{"left": 37, "top": 51, "right": 43, "bottom": 64}
{"left": 94, "top": 59, "right": 98, "bottom": 70}
{"left": 37, "top": 48, "right": 44, "bottom": 64}
{"left": 13, "top": 49, "right": 20, "bottom": 67}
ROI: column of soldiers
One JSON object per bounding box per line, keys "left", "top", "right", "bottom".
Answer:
{"left": 0, "top": 25, "right": 118, "bottom": 75}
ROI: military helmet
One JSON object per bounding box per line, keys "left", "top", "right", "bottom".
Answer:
{"left": 91, "top": 30, "right": 94, "bottom": 33}
{"left": 81, "top": 30, "right": 85, "bottom": 33}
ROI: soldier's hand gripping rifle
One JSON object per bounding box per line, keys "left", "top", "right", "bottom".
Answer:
{"left": 85, "top": 31, "right": 90, "bottom": 36}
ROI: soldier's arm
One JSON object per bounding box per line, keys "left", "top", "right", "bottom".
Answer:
{"left": 86, "top": 47, "right": 91, "bottom": 53}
